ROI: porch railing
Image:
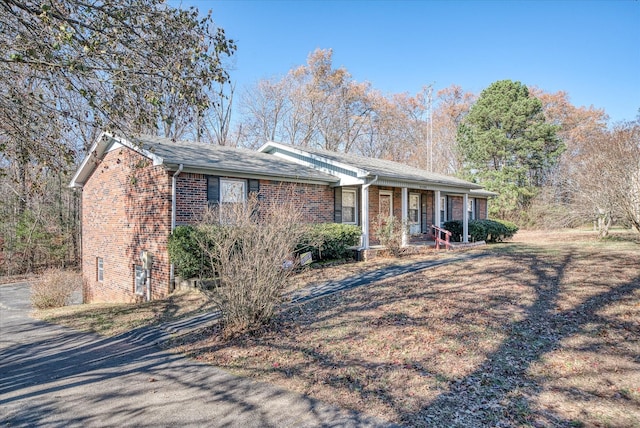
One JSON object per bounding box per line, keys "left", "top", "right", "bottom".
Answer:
{"left": 431, "top": 225, "right": 453, "bottom": 250}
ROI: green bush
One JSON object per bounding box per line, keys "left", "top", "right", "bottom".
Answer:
{"left": 443, "top": 219, "right": 519, "bottom": 243}
{"left": 443, "top": 220, "right": 463, "bottom": 242}
{"left": 297, "top": 223, "right": 361, "bottom": 261}
{"left": 168, "top": 225, "right": 213, "bottom": 279}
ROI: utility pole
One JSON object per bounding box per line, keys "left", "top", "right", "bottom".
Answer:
{"left": 427, "top": 85, "right": 434, "bottom": 172}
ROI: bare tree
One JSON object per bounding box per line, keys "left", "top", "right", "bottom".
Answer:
{"left": 197, "top": 190, "right": 307, "bottom": 335}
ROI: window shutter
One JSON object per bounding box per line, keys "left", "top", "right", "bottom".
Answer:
{"left": 447, "top": 196, "right": 453, "bottom": 221}
{"left": 207, "top": 176, "right": 219, "bottom": 204}
{"left": 248, "top": 179, "right": 260, "bottom": 195}
{"left": 334, "top": 187, "right": 342, "bottom": 223}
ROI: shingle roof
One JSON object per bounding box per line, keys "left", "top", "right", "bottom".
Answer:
{"left": 135, "top": 135, "right": 339, "bottom": 183}
{"left": 265, "top": 143, "right": 483, "bottom": 189}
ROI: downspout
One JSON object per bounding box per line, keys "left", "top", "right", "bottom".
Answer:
{"left": 360, "top": 175, "right": 379, "bottom": 250}
{"left": 170, "top": 164, "right": 184, "bottom": 290}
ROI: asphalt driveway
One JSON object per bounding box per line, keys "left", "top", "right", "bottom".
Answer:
{"left": 0, "top": 282, "right": 393, "bottom": 427}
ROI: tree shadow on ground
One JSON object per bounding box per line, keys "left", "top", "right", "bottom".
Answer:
{"left": 0, "top": 284, "right": 390, "bottom": 427}
{"left": 180, "top": 244, "right": 639, "bottom": 427}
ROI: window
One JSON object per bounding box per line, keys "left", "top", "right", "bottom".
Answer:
{"left": 468, "top": 198, "right": 475, "bottom": 220}
{"left": 208, "top": 177, "right": 259, "bottom": 205}
{"left": 97, "top": 257, "right": 104, "bottom": 282}
{"left": 342, "top": 189, "right": 357, "bottom": 224}
{"left": 440, "top": 196, "right": 447, "bottom": 223}
{"left": 220, "top": 178, "right": 246, "bottom": 203}
{"left": 409, "top": 193, "right": 420, "bottom": 223}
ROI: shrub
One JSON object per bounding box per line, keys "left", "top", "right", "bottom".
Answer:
{"left": 296, "top": 223, "right": 361, "bottom": 261}
{"left": 168, "top": 225, "right": 213, "bottom": 279}
{"left": 443, "top": 220, "right": 464, "bottom": 242}
{"left": 31, "top": 268, "right": 82, "bottom": 309}
{"left": 443, "top": 219, "right": 519, "bottom": 243}
{"left": 198, "top": 191, "right": 307, "bottom": 335}
{"left": 372, "top": 214, "right": 407, "bottom": 257}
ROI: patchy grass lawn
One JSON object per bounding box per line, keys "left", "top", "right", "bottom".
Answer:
{"left": 170, "top": 229, "right": 640, "bottom": 427}
{"left": 35, "top": 289, "right": 217, "bottom": 337}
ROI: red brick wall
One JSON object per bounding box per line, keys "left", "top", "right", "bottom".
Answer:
{"left": 450, "top": 196, "right": 464, "bottom": 221}
{"left": 82, "top": 148, "right": 172, "bottom": 303}
{"left": 477, "top": 198, "right": 488, "bottom": 219}
{"left": 260, "top": 180, "right": 334, "bottom": 223}
{"left": 175, "top": 173, "right": 207, "bottom": 223}
{"left": 175, "top": 176, "right": 334, "bottom": 225}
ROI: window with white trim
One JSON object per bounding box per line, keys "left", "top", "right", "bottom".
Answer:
{"left": 408, "top": 193, "right": 420, "bottom": 224}
{"left": 440, "top": 196, "right": 447, "bottom": 223}
{"left": 220, "top": 178, "right": 246, "bottom": 204}
{"left": 468, "top": 198, "right": 475, "bottom": 220}
{"left": 342, "top": 189, "right": 357, "bottom": 224}
{"left": 97, "top": 257, "right": 104, "bottom": 282}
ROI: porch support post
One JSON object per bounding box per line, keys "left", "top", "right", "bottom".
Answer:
{"left": 463, "top": 193, "right": 469, "bottom": 243}
{"left": 401, "top": 187, "right": 408, "bottom": 246}
{"left": 361, "top": 185, "right": 370, "bottom": 249}
{"left": 434, "top": 190, "right": 441, "bottom": 228}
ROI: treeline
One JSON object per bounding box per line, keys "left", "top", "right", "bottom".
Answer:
{"left": 1, "top": 3, "right": 638, "bottom": 275}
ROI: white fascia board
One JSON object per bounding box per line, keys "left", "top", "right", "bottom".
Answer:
{"left": 334, "top": 176, "right": 364, "bottom": 186}
{"left": 259, "top": 141, "right": 369, "bottom": 179}
{"left": 69, "top": 130, "right": 112, "bottom": 188}
{"left": 375, "top": 178, "right": 481, "bottom": 194}
{"left": 68, "top": 131, "right": 164, "bottom": 188}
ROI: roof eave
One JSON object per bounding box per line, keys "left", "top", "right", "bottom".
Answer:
{"left": 163, "top": 163, "right": 339, "bottom": 185}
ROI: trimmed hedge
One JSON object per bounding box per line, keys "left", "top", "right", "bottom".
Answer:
{"left": 296, "top": 223, "right": 361, "bottom": 261}
{"left": 443, "top": 219, "right": 518, "bottom": 243}
{"left": 170, "top": 223, "right": 362, "bottom": 279}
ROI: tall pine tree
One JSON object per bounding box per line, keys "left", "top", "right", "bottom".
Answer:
{"left": 457, "top": 80, "right": 563, "bottom": 219}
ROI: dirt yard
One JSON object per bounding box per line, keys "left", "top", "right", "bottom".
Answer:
{"left": 171, "top": 229, "right": 640, "bottom": 427}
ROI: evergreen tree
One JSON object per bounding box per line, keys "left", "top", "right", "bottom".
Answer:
{"left": 457, "top": 80, "right": 563, "bottom": 219}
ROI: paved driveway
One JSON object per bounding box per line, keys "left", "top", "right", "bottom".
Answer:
{"left": 0, "top": 283, "right": 393, "bottom": 427}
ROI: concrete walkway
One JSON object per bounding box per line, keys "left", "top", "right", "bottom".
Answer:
{"left": 0, "top": 252, "right": 485, "bottom": 427}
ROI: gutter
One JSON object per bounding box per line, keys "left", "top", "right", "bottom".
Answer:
{"left": 170, "top": 164, "right": 184, "bottom": 289}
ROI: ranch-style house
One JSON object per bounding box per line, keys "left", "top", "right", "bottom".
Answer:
{"left": 70, "top": 132, "right": 494, "bottom": 303}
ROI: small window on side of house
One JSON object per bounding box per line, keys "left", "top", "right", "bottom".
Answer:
{"left": 97, "top": 257, "right": 104, "bottom": 282}
{"left": 440, "top": 196, "right": 446, "bottom": 223}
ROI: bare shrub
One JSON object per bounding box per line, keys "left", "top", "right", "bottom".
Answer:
{"left": 197, "top": 189, "right": 306, "bottom": 335}
{"left": 31, "top": 269, "right": 82, "bottom": 309}
{"left": 372, "top": 214, "right": 406, "bottom": 257}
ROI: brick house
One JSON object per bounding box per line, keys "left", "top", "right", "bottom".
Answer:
{"left": 71, "top": 132, "right": 493, "bottom": 303}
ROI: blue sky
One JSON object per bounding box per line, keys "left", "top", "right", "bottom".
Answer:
{"left": 175, "top": 0, "right": 639, "bottom": 123}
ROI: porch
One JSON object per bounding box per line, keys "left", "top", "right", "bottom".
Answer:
{"left": 357, "top": 183, "right": 489, "bottom": 250}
